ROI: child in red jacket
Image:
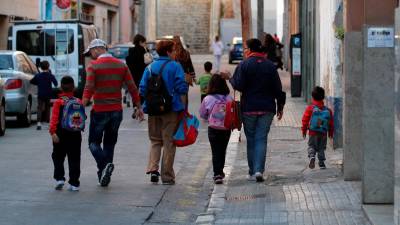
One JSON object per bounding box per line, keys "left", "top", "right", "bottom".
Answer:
{"left": 301, "top": 86, "right": 334, "bottom": 169}
{"left": 49, "top": 76, "right": 84, "bottom": 191}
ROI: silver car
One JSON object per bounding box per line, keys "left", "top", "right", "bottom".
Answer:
{"left": 0, "top": 76, "right": 5, "bottom": 136}
{"left": 0, "top": 51, "right": 38, "bottom": 126}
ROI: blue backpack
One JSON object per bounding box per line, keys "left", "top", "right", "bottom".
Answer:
{"left": 309, "top": 105, "right": 331, "bottom": 133}
{"left": 61, "top": 97, "right": 86, "bottom": 132}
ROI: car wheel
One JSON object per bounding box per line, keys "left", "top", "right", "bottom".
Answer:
{"left": 17, "top": 100, "right": 32, "bottom": 127}
{"left": 0, "top": 101, "right": 5, "bottom": 136}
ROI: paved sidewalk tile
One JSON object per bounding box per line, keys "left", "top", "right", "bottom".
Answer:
{"left": 208, "top": 96, "right": 371, "bottom": 225}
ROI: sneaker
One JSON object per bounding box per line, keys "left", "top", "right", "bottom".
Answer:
{"left": 36, "top": 125, "right": 42, "bottom": 130}
{"left": 54, "top": 180, "right": 64, "bottom": 190}
{"left": 162, "top": 180, "right": 175, "bottom": 185}
{"left": 100, "top": 163, "right": 114, "bottom": 187}
{"left": 150, "top": 171, "right": 160, "bottom": 183}
{"left": 126, "top": 101, "right": 131, "bottom": 108}
{"left": 123, "top": 96, "right": 127, "bottom": 104}
{"left": 68, "top": 185, "right": 79, "bottom": 192}
{"left": 247, "top": 174, "right": 256, "bottom": 181}
{"left": 309, "top": 157, "right": 316, "bottom": 169}
{"left": 255, "top": 172, "right": 264, "bottom": 182}
{"left": 214, "top": 175, "right": 223, "bottom": 184}
{"left": 319, "top": 161, "right": 326, "bottom": 169}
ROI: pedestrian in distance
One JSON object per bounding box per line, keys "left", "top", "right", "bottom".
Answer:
{"left": 125, "top": 34, "right": 149, "bottom": 117}
{"left": 139, "top": 40, "right": 188, "bottom": 185}
{"left": 82, "top": 39, "right": 144, "bottom": 187}
{"left": 301, "top": 86, "right": 334, "bottom": 170}
{"left": 199, "top": 74, "right": 232, "bottom": 184}
{"left": 229, "top": 38, "right": 286, "bottom": 182}
{"left": 211, "top": 36, "right": 224, "bottom": 73}
{"left": 30, "top": 60, "right": 58, "bottom": 130}
{"left": 49, "top": 76, "right": 85, "bottom": 192}
{"left": 196, "top": 61, "right": 213, "bottom": 102}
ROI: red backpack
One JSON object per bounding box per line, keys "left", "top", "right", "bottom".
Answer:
{"left": 224, "top": 92, "right": 242, "bottom": 131}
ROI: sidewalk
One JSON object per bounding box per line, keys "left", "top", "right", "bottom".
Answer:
{"left": 197, "top": 94, "right": 372, "bottom": 225}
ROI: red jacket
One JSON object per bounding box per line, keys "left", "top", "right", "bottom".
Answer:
{"left": 49, "top": 92, "right": 82, "bottom": 135}
{"left": 301, "top": 100, "right": 334, "bottom": 137}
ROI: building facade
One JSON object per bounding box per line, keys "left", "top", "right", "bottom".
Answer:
{"left": 0, "top": 0, "right": 40, "bottom": 50}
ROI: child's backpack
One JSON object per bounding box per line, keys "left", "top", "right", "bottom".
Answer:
{"left": 224, "top": 91, "right": 242, "bottom": 131}
{"left": 209, "top": 96, "right": 228, "bottom": 130}
{"left": 145, "top": 61, "right": 172, "bottom": 116}
{"left": 309, "top": 105, "right": 331, "bottom": 133}
{"left": 61, "top": 97, "right": 86, "bottom": 132}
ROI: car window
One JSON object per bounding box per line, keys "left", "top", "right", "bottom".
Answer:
{"left": 22, "top": 54, "right": 38, "bottom": 74}
{"left": 16, "top": 54, "right": 32, "bottom": 74}
{"left": 0, "top": 55, "right": 13, "bottom": 70}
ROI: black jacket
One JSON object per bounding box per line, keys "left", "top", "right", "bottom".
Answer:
{"left": 126, "top": 46, "right": 147, "bottom": 86}
{"left": 230, "top": 54, "right": 286, "bottom": 114}
{"left": 30, "top": 72, "right": 58, "bottom": 99}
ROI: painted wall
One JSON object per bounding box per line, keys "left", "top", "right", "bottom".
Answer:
{"left": 317, "top": 0, "right": 343, "bottom": 148}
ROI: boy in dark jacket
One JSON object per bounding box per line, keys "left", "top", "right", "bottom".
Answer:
{"left": 301, "top": 86, "right": 334, "bottom": 169}
{"left": 30, "top": 61, "right": 58, "bottom": 130}
{"left": 49, "top": 76, "right": 83, "bottom": 191}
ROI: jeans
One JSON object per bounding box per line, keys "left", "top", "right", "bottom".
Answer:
{"left": 242, "top": 112, "right": 275, "bottom": 175}
{"left": 52, "top": 130, "right": 81, "bottom": 187}
{"left": 214, "top": 55, "right": 222, "bottom": 72}
{"left": 208, "top": 127, "right": 231, "bottom": 177}
{"left": 307, "top": 134, "right": 327, "bottom": 162}
{"left": 88, "top": 110, "right": 123, "bottom": 180}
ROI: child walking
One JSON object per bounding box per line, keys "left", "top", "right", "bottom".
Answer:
{"left": 30, "top": 61, "right": 58, "bottom": 130}
{"left": 199, "top": 74, "right": 232, "bottom": 184}
{"left": 49, "top": 76, "right": 86, "bottom": 191}
{"left": 196, "top": 61, "right": 213, "bottom": 102}
{"left": 301, "top": 86, "right": 334, "bottom": 169}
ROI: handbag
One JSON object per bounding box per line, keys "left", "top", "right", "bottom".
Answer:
{"left": 144, "top": 48, "right": 153, "bottom": 65}
{"left": 224, "top": 91, "right": 242, "bottom": 131}
{"left": 173, "top": 111, "right": 200, "bottom": 147}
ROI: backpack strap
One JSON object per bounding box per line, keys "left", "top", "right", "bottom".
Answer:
{"left": 152, "top": 60, "right": 171, "bottom": 77}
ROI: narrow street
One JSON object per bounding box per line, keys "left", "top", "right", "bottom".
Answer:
{"left": 0, "top": 55, "right": 235, "bottom": 225}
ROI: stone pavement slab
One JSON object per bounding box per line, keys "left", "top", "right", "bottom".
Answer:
{"left": 200, "top": 96, "right": 372, "bottom": 225}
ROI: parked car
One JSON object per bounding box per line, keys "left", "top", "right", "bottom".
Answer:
{"left": 0, "top": 51, "right": 38, "bottom": 126}
{"left": 228, "top": 37, "right": 243, "bottom": 64}
{"left": 109, "top": 43, "right": 135, "bottom": 62}
{"left": 0, "top": 76, "right": 5, "bottom": 136}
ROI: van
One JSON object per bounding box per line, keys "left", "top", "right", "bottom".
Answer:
{"left": 7, "top": 20, "right": 98, "bottom": 96}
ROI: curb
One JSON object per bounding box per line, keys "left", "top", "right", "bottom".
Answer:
{"left": 195, "top": 130, "right": 241, "bottom": 224}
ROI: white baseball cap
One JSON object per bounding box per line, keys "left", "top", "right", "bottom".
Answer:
{"left": 83, "top": 39, "right": 107, "bottom": 56}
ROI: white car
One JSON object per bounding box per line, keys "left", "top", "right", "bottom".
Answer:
{"left": 0, "top": 51, "right": 38, "bottom": 126}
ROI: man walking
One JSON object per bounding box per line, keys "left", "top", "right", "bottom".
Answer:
{"left": 82, "top": 39, "right": 144, "bottom": 187}
{"left": 212, "top": 36, "right": 224, "bottom": 73}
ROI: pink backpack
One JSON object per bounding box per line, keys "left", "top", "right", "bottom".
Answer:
{"left": 209, "top": 96, "right": 229, "bottom": 130}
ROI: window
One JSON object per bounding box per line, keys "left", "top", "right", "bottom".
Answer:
{"left": 16, "top": 29, "right": 74, "bottom": 56}
{"left": 0, "top": 55, "right": 13, "bottom": 70}
{"left": 16, "top": 54, "right": 32, "bottom": 74}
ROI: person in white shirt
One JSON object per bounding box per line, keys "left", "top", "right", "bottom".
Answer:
{"left": 212, "top": 36, "right": 224, "bottom": 73}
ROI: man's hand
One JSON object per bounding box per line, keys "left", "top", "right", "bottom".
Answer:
{"left": 82, "top": 98, "right": 89, "bottom": 107}
{"left": 135, "top": 104, "right": 145, "bottom": 122}
{"left": 52, "top": 134, "right": 60, "bottom": 144}
{"left": 276, "top": 111, "right": 283, "bottom": 120}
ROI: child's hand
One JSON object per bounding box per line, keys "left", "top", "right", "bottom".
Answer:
{"left": 52, "top": 134, "right": 60, "bottom": 144}
{"left": 302, "top": 132, "right": 307, "bottom": 139}
{"left": 135, "top": 108, "right": 145, "bottom": 122}
{"left": 276, "top": 111, "right": 283, "bottom": 120}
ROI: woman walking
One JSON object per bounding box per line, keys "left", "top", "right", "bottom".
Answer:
{"left": 230, "top": 38, "right": 286, "bottom": 182}
{"left": 139, "top": 40, "right": 188, "bottom": 185}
